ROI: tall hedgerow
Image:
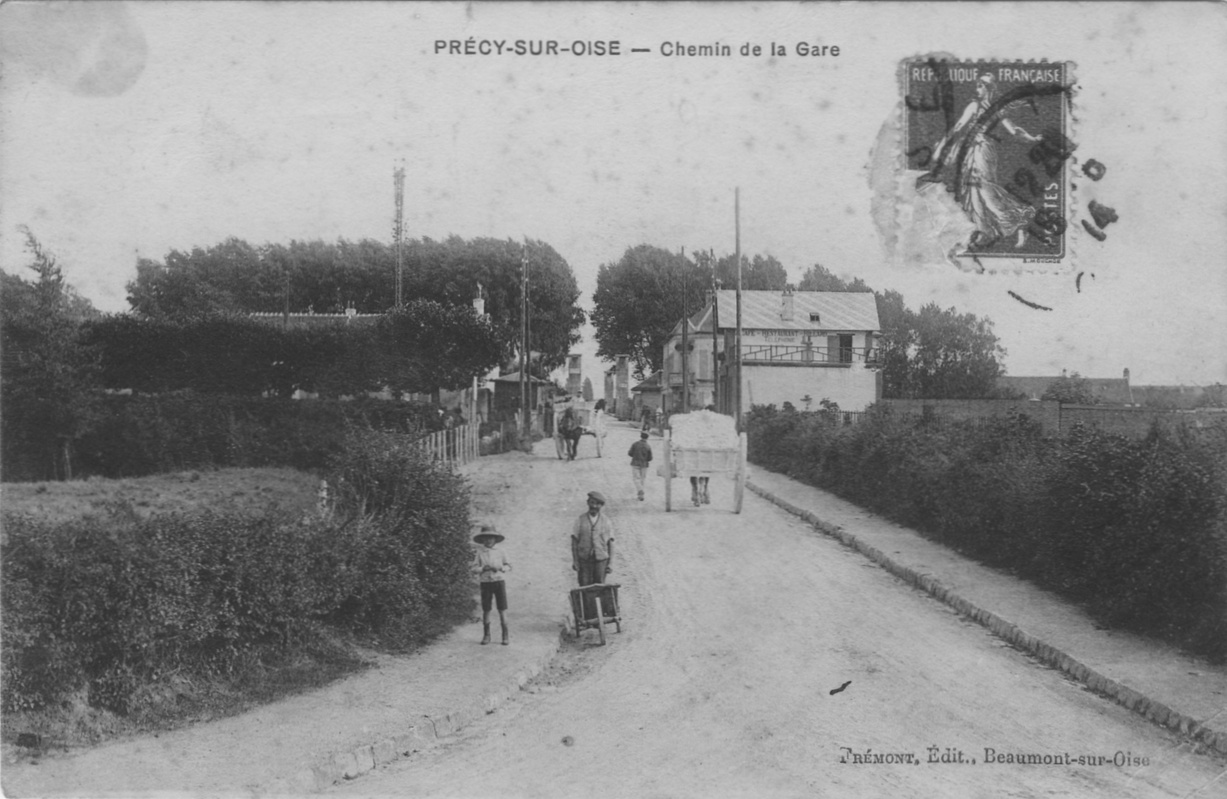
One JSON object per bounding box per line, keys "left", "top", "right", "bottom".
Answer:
{"left": 746, "top": 405, "right": 1227, "bottom": 661}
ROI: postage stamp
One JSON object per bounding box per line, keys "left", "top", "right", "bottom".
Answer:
{"left": 886, "top": 58, "right": 1076, "bottom": 271}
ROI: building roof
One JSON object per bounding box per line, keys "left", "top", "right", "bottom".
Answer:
{"left": 680, "top": 290, "right": 880, "bottom": 335}
{"left": 248, "top": 310, "right": 383, "bottom": 328}
{"left": 491, "top": 370, "right": 551, "bottom": 384}
{"left": 631, "top": 370, "right": 663, "bottom": 393}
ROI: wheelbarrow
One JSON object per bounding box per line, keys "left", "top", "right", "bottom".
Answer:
{"left": 569, "top": 583, "right": 622, "bottom": 646}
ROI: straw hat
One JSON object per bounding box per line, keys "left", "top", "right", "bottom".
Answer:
{"left": 472, "top": 524, "right": 504, "bottom": 544}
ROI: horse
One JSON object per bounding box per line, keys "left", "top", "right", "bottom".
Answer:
{"left": 557, "top": 408, "right": 582, "bottom": 461}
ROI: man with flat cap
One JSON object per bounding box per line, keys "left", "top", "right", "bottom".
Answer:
{"left": 572, "top": 490, "right": 615, "bottom": 588}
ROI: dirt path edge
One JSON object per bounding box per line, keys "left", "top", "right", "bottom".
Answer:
{"left": 262, "top": 626, "right": 571, "bottom": 796}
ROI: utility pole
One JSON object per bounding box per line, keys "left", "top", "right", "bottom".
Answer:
{"left": 680, "top": 246, "right": 689, "bottom": 414}
{"left": 393, "top": 162, "right": 405, "bottom": 308}
{"left": 520, "top": 243, "right": 529, "bottom": 439}
{"left": 735, "top": 188, "right": 742, "bottom": 431}
{"left": 709, "top": 249, "right": 719, "bottom": 411}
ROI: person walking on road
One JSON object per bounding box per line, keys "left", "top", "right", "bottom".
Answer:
{"left": 572, "top": 491, "right": 614, "bottom": 586}
{"left": 628, "top": 432, "right": 653, "bottom": 501}
{"left": 471, "top": 525, "right": 511, "bottom": 645}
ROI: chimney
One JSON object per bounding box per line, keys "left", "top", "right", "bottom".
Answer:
{"left": 780, "top": 285, "right": 795, "bottom": 321}
{"left": 473, "top": 283, "right": 486, "bottom": 317}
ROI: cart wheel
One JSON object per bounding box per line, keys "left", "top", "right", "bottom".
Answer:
{"left": 663, "top": 439, "right": 672, "bottom": 512}
{"left": 594, "top": 596, "right": 606, "bottom": 646}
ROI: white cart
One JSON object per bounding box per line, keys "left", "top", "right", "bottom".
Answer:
{"left": 661, "top": 431, "right": 747, "bottom": 513}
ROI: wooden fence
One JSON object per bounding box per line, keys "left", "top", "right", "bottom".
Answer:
{"left": 412, "top": 423, "right": 479, "bottom": 467}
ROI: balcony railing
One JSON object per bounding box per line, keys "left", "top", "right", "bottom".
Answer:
{"left": 739, "top": 344, "right": 878, "bottom": 365}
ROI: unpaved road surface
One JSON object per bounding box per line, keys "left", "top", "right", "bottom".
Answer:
{"left": 337, "top": 424, "right": 1226, "bottom": 798}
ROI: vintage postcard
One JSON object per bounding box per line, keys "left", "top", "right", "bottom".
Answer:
{"left": 2, "top": 2, "right": 1225, "bottom": 797}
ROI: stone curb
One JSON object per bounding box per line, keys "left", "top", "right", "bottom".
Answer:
{"left": 747, "top": 481, "right": 1227, "bottom": 757}
{"left": 259, "top": 626, "right": 570, "bottom": 796}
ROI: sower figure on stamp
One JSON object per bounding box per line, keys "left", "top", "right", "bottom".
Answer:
{"left": 920, "top": 73, "right": 1041, "bottom": 249}
{"left": 572, "top": 491, "right": 614, "bottom": 617}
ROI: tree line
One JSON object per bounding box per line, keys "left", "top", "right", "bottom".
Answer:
{"left": 1, "top": 231, "right": 586, "bottom": 481}
{"left": 126, "top": 235, "right": 585, "bottom": 373}
{"left": 590, "top": 244, "right": 1011, "bottom": 400}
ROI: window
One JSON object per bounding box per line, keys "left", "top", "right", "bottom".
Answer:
{"left": 827, "top": 334, "right": 854, "bottom": 364}
{"left": 839, "top": 334, "right": 854, "bottom": 363}
{"left": 809, "top": 313, "right": 821, "bottom": 322}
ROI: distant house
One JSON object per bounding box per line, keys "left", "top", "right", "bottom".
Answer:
{"left": 602, "top": 355, "right": 632, "bottom": 419}
{"left": 664, "top": 288, "right": 882, "bottom": 413}
{"left": 997, "top": 369, "right": 1134, "bottom": 405}
{"left": 248, "top": 307, "right": 383, "bottom": 329}
{"left": 490, "top": 370, "right": 551, "bottom": 421}
{"left": 630, "top": 370, "right": 664, "bottom": 417}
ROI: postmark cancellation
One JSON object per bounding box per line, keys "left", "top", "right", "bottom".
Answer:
{"left": 874, "top": 58, "right": 1077, "bottom": 272}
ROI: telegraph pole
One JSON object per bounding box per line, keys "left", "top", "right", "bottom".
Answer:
{"left": 520, "top": 244, "right": 529, "bottom": 439}
{"left": 393, "top": 162, "right": 405, "bottom": 308}
{"left": 681, "top": 247, "right": 689, "bottom": 414}
{"left": 709, "top": 250, "right": 719, "bottom": 411}
{"left": 735, "top": 188, "right": 743, "bottom": 431}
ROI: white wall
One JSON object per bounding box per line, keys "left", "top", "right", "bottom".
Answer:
{"left": 740, "top": 363, "right": 878, "bottom": 411}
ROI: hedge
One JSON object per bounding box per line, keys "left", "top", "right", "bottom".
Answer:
{"left": 746, "top": 405, "right": 1227, "bottom": 661}
{"left": 1, "top": 430, "right": 474, "bottom": 715}
{"left": 59, "top": 393, "right": 441, "bottom": 481}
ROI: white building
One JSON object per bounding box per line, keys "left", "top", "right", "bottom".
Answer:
{"left": 662, "top": 288, "right": 882, "bottom": 414}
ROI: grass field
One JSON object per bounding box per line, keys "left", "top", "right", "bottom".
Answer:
{"left": 1, "top": 467, "right": 322, "bottom": 525}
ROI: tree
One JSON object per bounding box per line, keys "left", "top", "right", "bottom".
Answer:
{"left": 713, "top": 253, "right": 789, "bottom": 290}
{"left": 1, "top": 228, "right": 101, "bottom": 480}
{"left": 901, "top": 303, "right": 1007, "bottom": 399}
{"left": 872, "top": 289, "right": 915, "bottom": 399}
{"left": 590, "top": 245, "right": 713, "bottom": 379}
{"left": 403, "top": 237, "right": 584, "bottom": 373}
{"left": 378, "top": 299, "right": 503, "bottom": 397}
{"left": 125, "top": 235, "right": 586, "bottom": 372}
{"left": 1041, "top": 372, "right": 1100, "bottom": 405}
{"left": 582, "top": 377, "right": 594, "bottom": 401}
{"left": 797, "top": 263, "right": 872, "bottom": 293}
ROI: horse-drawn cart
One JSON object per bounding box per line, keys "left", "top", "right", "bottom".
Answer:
{"left": 659, "top": 411, "right": 747, "bottom": 513}
{"left": 553, "top": 401, "right": 606, "bottom": 460}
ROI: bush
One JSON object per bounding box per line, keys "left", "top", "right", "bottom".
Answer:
{"left": 60, "top": 393, "right": 439, "bottom": 480}
{"left": 746, "top": 405, "right": 1227, "bottom": 661}
{"left": 324, "top": 430, "right": 475, "bottom": 647}
{"left": 1, "top": 430, "right": 476, "bottom": 717}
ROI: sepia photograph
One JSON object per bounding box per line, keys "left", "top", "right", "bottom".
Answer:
{"left": 1, "top": 2, "right": 1225, "bottom": 796}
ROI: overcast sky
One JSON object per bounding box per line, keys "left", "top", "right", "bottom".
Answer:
{"left": 2, "top": 1, "right": 1224, "bottom": 388}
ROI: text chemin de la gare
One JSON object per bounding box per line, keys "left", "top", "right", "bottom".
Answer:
{"left": 434, "top": 40, "right": 840, "bottom": 57}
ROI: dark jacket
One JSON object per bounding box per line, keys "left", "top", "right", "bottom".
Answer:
{"left": 628, "top": 439, "right": 653, "bottom": 468}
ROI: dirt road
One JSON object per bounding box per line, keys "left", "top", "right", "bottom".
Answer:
{"left": 336, "top": 424, "right": 1226, "bottom": 798}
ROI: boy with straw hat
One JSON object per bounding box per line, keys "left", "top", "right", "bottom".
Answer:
{"left": 471, "top": 525, "right": 511, "bottom": 645}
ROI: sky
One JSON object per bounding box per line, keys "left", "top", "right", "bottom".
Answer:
{"left": 2, "top": 1, "right": 1225, "bottom": 390}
